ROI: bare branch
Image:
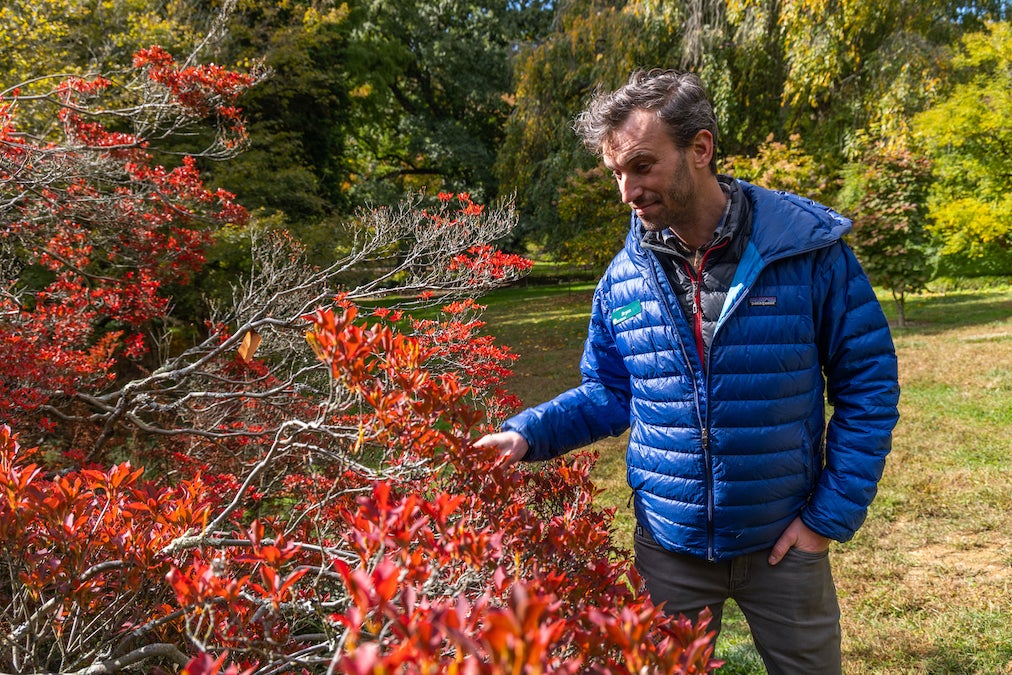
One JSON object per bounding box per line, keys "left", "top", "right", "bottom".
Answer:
{"left": 62, "top": 643, "right": 190, "bottom": 674}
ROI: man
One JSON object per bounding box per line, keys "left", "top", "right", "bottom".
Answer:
{"left": 475, "top": 69, "right": 899, "bottom": 674}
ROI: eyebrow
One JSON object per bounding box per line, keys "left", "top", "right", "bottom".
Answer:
{"left": 605, "top": 149, "right": 655, "bottom": 172}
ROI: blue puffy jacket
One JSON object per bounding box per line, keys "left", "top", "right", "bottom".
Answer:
{"left": 503, "top": 181, "right": 900, "bottom": 561}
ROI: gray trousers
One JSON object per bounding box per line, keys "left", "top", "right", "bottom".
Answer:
{"left": 634, "top": 526, "right": 842, "bottom": 675}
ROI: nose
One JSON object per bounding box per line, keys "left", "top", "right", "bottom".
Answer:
{"left": 617, "top": 174, "right": 641, "bottom": 205}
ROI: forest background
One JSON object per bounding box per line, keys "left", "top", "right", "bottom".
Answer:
{"left": 1, "top": 0, "right": 1011, "bottom": 673}
{"left": 7, "top": 0, "right": 1012, "bottom": 289}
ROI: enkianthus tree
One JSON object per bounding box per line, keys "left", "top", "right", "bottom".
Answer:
{"left": 0, "top": 40, "right": 266, "bottom": 446}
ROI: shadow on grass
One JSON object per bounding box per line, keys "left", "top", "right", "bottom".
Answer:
{"left": 889, "top": 290, "right": 1012, "bottom": 334}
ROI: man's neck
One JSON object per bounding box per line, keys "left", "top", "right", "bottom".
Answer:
{"left": 670, "top": 177, "right": 729, "bottom": 251}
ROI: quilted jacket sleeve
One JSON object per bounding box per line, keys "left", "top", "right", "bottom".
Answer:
{"left": 803, "top": 241, "right": 900, "bottom": 541}
{"left": 502, "top": 283, "right": 633, "bottom": 462}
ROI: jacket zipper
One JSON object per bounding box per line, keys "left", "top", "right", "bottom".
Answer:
{"left": 644, "top": 252, "right": 716, "bottom": 560}
{"left": 701, "top": 427, "right": 714, "bottom": 560}
{"left": 641, "top": 202, "right": 845, "bottom": 559}
{"left": 680, "top": 239, "right": 729, "bottom": 560}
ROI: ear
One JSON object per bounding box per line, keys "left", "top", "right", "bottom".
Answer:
{"left": 688, "top": 129, "right": 714, "bottom": 170}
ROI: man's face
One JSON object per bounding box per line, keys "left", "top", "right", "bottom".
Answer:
{"left": 602, "top": 109, "right": 696, "bottom": 233}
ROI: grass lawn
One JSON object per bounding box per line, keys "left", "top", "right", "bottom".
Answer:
{"left": 479, "top": 278, "right": 1012, "bottom": 674}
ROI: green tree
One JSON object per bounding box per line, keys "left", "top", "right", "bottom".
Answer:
{"left": 206, "top": 0, "right": 550, "bottom": 235}
{"left": 913, "top": 21, "right": 1012, "bottom": 276}
{"left": 716, "top": 0, "right": 994, "bottom": 160}
{"left": 339, "top": 0, "right": 520, "bottom": 206}
{"left": 556, "top": 167, "right": 630, "bottom": 268}
{"left": 204, "top": 0, "right": 355, "bottom": 223}
{"left": 839, "top": 143, "right": 934, "bottom": 327}
{"left": 698, "top": 0, "right": 786, "bottom": 156}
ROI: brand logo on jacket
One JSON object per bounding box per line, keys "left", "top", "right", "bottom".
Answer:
{"left": 748, "top": 296, "right": 777, "bottom": 307}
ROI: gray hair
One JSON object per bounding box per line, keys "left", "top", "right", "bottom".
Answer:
{"left": 574, "top": 69, "right": 718, "bottom": 174}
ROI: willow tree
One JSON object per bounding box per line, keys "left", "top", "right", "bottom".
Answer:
{"left": 495, "top": 0, "right": 684, "bottom": 254}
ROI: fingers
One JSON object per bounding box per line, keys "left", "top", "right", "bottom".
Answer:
{"left": 473, "top": 431, "right": 529, "bottom": 466}
{"left": 768, "top": 530, "right": 795, "bottom": 566}
{"left": 768, "top": 517, "right": 831, "bottom": 565}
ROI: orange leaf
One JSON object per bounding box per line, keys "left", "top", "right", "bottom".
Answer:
{"left": 237, "top": 328, "right": 261, "bottom": 361}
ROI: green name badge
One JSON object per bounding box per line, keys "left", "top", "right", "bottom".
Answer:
{"left": 612, "top": 300, "right": 642, "bottom": 325}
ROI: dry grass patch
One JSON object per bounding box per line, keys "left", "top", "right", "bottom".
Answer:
{"left": 834, "top": 289, "right": 1012, "bottom": 674}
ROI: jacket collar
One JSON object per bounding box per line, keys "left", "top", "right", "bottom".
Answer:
{"left": 627, "top": 179, "right": 850, "bottom": 263}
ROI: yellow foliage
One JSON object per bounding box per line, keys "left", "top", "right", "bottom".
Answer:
{"left": 1, "top": 0, "right": 197, "bottom": 90}
{"left": 350, "top": 83, "right": 373, "bottom": 98}
{"left": 722, "top": 133, "right": 833, "bottom": 202}
{"left": 928, "top": 198, "right": 1012, "bottom": 258}
{"left": 303, "top": 2, "right": 350, "bottom": 31}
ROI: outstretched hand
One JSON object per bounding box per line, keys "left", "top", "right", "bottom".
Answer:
{"left": 473, "top": 431, "right": 529, "bottom": 467}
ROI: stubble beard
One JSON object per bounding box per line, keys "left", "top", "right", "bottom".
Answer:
{"left": 638, "top": 179, "right": 695, "bottom": 234}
